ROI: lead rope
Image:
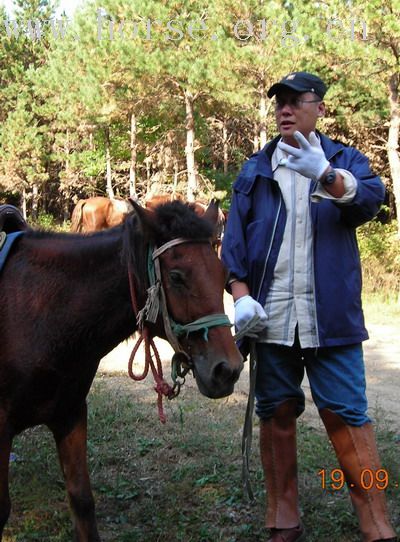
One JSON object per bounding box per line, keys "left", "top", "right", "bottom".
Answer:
{"left": 127, "top": 264, "right": 176, "bottom": 424}
{"left": 234, "top": 325, "right": 258, "bottom": 500}
{"left": 240, "top": 340, "right": 257, "bottom": 501}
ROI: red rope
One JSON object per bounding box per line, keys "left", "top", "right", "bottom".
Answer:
{"left": 127, "top": 265, "right": 173, "bottom": 423}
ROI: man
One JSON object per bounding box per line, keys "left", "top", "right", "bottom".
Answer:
{"left": 222, "top": 72, "right": 397, "bottom": 542}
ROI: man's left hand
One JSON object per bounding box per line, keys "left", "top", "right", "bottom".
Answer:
{"left": 278, "top": 131, "right": 330, "bottom": 181}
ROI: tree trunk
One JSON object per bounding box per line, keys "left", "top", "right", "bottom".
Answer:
{"left": 253, "top": 122, "right": 259, "bottom": 153}
{"left": 129, "top": 111, "right": 138, "bottom": 199}
{"left": 222, "top": 119, "right": 229, "bottom": 174}
{"left": 64, "top": 130, "right": 71, "bottom": 222}
{"left": 184, "top": 89, "right": 197, "bottom": 202}
{"left": 105, "top": 126, "right": 114, "bottom": 199}
{"left": 21, "top": 187, "right": 27, "bottom": 219}
{"left": 259, "top": 82, "right": 267, "bottom": 149}
{"left": 173, "top": 158, "right": 179, "bottom": 197}
{"left": 89, "top": 129, "right": 94, "bottom": 191}
{"left": 32, "top": 183, "right": 39, "bottom": 220}
{"left": 388, "top": 73, "right": 400, "bottom": 237}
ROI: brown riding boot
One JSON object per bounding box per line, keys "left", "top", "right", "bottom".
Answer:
{"left": 320, "top": 408, "right": 397, "bottom": 542}
{"left": 260, "top": 398, "right": 305, "bottom": 542}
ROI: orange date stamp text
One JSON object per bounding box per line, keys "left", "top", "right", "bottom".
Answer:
{"left": 317, "top": 468, "right": 394, "bottom": 490}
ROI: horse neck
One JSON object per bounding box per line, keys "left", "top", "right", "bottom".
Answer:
{"left": 23, "top": 228, "right": 142, "bottom": 354}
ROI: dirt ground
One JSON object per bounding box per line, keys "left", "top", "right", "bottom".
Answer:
{"left": 99, "top": 294, "right": 400, "bottom": 432}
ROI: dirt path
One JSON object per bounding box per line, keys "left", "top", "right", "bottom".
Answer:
{"left": 99, "top": 296, "right": 400, "bottom": 432}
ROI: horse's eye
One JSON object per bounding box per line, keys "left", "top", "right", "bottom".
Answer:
{"left": 169, "top": 270, "right": 186, "bottom": 288}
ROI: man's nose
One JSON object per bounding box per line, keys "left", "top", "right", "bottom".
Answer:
{"left": 280, "top": 102, "right": 295, "bottom": 113}
{"left": 280, "top": 104, "right": 293, "bottom": 115}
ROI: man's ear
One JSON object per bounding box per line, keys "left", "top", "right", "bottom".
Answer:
{"left": 317, "top": 101, "right": 326, "bottom": 117}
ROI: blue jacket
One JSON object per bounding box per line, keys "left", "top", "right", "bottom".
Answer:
{"left": 222, "top": 133, "right": 385, "bottom": 347}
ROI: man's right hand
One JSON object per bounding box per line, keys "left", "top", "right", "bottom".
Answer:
{"left": 234, "top": 295, "right": 268, "bottom": 338}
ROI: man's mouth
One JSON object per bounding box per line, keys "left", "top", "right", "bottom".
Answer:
{"left": 280, "top": 121, "right": 295, "bottom": 128}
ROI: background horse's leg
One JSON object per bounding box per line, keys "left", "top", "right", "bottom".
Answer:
{"left": 50, "top": 403, "right": 100, "bottom": 542}
{"left": 0, "top": 423, "right": 12, "bottom": 540}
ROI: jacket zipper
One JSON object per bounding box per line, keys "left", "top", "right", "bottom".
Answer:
{"left": 310, "top": 146, "right": 343, "bottom": 346}
{"left": 256, "top": 194, "right": 282, "bottom": 301}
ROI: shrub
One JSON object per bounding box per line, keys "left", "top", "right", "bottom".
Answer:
{"left": 30, "top": 212, "right": 70, "bottom": 232}
{"left": 357, "top": 219, "right": 400, "bottom": 298}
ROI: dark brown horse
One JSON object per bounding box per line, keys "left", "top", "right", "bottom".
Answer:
{"left": 70, "top": 196, "right": 133, "bottom": 232}
{"left": 0, "top": 200, "right": 243, "bottom": 541}
{"left": 145, "top": 195, "right": 226, "bottom": 256}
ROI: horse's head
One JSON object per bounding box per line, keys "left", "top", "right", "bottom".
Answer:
{"left": 131, "top": 199, "right": 243, "bottom": 398}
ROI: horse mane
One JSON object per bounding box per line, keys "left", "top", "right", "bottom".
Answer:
{"left": 19, "top": 202, "right": 213, "bottom": 295}
{"left": 22, "top": 227, "right": 124, "bottom": 262}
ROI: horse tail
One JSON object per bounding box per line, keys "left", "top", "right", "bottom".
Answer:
{"left": 70, "top": 200, "right": 86, "bottom": 232}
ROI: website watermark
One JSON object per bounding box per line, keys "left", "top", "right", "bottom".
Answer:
{"left": 1, "top": 10, "right": 368, "bottom": 46}
{"left": 2, "top": 17, "right": 77, "bottom": 41}
{"left": 97, "top": 13, "right": 368, "bottom": 45}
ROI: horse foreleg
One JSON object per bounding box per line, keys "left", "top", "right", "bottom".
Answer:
{"left": 0, "top": 420, "right": 12, "bottom": 540}
{"left": 50, "top": 404, "right": 100, "bottom": 542}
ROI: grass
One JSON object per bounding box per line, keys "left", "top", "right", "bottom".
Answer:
{"left": 4, "top": 369, "right": 400, "bottom": 542}
{"left": 363, "top": 292, "right": 400, "bottom": 325}
{"left": 3, "top": 298, "right": 400, "bottom": 541}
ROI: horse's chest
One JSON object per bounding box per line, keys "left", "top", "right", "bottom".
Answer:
{"left": 9, "top": 363, "right": 96, "bottom": 431}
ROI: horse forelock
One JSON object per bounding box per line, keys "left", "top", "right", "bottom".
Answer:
{"left": 152, "top": 201, "right": 214, "bottom": 244}
{"left": 121, "top": 201, "right": 214, "bottom": 291}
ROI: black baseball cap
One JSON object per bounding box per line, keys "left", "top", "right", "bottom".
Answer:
{"left": 267, "top": 71, "right": 327, "bottom": 99}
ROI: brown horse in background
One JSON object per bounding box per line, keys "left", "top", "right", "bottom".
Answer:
{"left": 70, "top": 197, "right": 133, "bottom": 232}
{"left": 0, "top": 200, "right": 243, "bottom": 541}
{"left": 144, "top": 193, "right": 184, "bottom": 209}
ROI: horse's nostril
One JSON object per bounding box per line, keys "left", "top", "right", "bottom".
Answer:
{"left": 213, "top": 361, "right": 233, "bottom": 382}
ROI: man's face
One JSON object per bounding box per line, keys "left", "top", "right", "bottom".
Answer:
{"left": 274, "top": 89, "right": 325, "bottom": 146}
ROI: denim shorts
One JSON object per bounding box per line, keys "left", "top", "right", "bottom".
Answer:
{"left": 255, "top": 338, "right": 370, "bottom": 426}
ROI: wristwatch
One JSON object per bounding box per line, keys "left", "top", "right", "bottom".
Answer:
{"left": 320, "top": 167, "right": 336, "bottom": 185}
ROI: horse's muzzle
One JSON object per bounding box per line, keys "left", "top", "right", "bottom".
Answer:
{"left": 191, "top": 355, "right": 244, "bottom": 399}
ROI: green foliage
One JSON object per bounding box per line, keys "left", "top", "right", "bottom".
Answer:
{"left": 29, "top": 211, "right": 70, "bottom": 231}
{"left": 202, "top": 169, "right": 237, "bottom": 208}
{"left": 358, "top": 219, "right": 400, "bottom": 295}
{"left": 0, "top": 101, "right": 48, "bottom": 192}
{"left": 0, "top": 0, "right": 398, "bottom": 225}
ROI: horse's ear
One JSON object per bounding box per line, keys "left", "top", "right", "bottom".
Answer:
{"left": 203, "top": 198, "right": 220, "bottom": 226}
{"left": 129, "top": 198, "right": 158, "bottom": 240}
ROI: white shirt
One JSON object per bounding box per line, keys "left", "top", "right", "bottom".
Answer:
{"left": 257, "top": 143, "right": 357, "bottom": 348}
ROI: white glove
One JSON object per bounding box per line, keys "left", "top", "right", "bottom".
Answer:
{"left": 278, "top": 131, "right": 330, "bottom": 181}
{"left": 234, "top": 295, "right": 268, "bottom": 338}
